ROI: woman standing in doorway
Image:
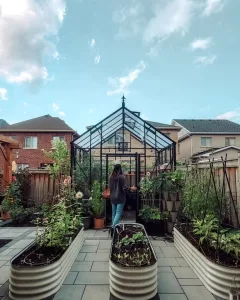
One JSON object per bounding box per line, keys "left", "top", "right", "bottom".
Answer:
{"left": 109, "top": 164, "right": 127, "bottom": 237}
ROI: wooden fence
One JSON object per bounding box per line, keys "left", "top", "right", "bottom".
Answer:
{"left": 28, "top": 169, "right": 58, "bottom": 206}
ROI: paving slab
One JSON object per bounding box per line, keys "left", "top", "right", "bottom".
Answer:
{"left": 75, "top": 253, "right": 87, "bottom": 261}
{"left": 84, "top": 240, "right": 99, "bottom": 246}
{"left": 84, "top": 253, "right": 109, "bottom": 262}
{"left": 97, "top": 248, "right": 110, "bottom": 253}
{"left": 71, "top": 262, "right": 92, "bottom": 272}
{"left": 157, "top": 267, "right": 173, "bottom": 273}
{"left": 53, "top": 285, "right": 85, "bottom": 300}
{"left": 80, "top": 246, "right": 98, "bottom": 253}
{"left": 91, "top": 262, "right": 109, "bottom": 272}
{"left": 0, "top": 282, "right": 9, "bottom": 297}
{"left": 176, "top": 258, "right": 189, "bottom": 267}
{"left": 153, "top": 246, "right": 164, "bottom": 254}
{"left": 98, "top": 240, "right": 112, "bottom": 249}
{"left": 63, "top": 272, "right": 78, "bottom": 285}
{"left": 161, "top": 247, "right": 182, "bottom": 258}
{"left": 151, "top": 240, "right": 167, "bottom": 247}
{"left": 0, "top": 262, "right": 7, "bottom": 268}
{"left": 172, "top": 267, "right": 198, "bottom": 279}
{"left": 182, "top": 286, "right": 216, "bottom": 300}
{"left": 81, "top": 285, "right": 110, "bottom": 300}
{"left": 75, "top": 272, "right": 109, "bottom": 285}
{"left": 158, "top": 272, "right": 183, "bottom": 294}
{"left": 178, "top": 279, "right": 203, "bottom": 286}
{"left": 0, "top": 266, "right": 10, "bottom": 285}
{"left": 157, "top": 258, "right": 180, "bottom": 267}
{"left": 9, "top": 239, "right": 33, "bottom": 249}
{"left": 159, "top": 294, "right": 188, "bottom": 300}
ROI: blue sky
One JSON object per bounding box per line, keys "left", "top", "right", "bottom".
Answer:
{"left": 0, "top": 0, "right": 239, "bottom": 133}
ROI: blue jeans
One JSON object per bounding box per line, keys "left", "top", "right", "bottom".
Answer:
{"left": 112, "top": 203, "right": 125, "bottom": 227}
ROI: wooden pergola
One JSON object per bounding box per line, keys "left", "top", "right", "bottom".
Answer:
{"left": 0, "top": 135, "right": 20, "bottom": 191}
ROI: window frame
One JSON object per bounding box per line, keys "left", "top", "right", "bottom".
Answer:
{"left": 225, "top": 137, "right": 236, "bottom": 146}
{"left": 201, "top": 137, "right": 212, "bottom": 147}
{"left": 24, "top": 136, "right": 38, "bottom": 149}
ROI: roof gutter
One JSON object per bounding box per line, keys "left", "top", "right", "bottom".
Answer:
{"left": 0, "top": 129, "right": 75, "bottom": 133}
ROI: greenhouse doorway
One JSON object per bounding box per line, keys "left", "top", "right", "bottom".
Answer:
{"left": 105, "top": 153, "right": 140, "bottom": 225}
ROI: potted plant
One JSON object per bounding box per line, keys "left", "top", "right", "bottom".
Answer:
{"left": 167, "top": 213, "right": 174, "bottom": 234}
{"left": 138, "top": 205, "right": 168, "bottom": 236}
{"left": 81, "top": 198, "right": 93, "bottom": 230}
{"left": 91, "top": 181, "right": 105, "bottom": 229}
{"left": 109, "top": 223, "right": 158, "bottom": 300}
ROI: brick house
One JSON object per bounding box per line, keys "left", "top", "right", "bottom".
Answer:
{"left": 0, "top": 115, "right": 77, "bottom": 170}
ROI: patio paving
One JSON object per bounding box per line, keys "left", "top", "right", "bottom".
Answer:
{"left": 0, "top": 227, "right": 219, "bottom": 300}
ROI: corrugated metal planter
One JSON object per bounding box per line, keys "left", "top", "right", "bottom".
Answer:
{"left": 109, "top": 223, "right": 158, "bottom": 300}
{"left": 174, "top": 227, "right": 240, "bottom": 300}
{"left": 9, "top": 227, "right": 84, "bottom": 300}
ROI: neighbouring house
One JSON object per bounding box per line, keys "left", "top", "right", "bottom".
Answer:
{"left": 172, "top": 119, "right": 240, "bottom": 161}
{"left": 0, "top": 115, "right": 78, "bottom": 170}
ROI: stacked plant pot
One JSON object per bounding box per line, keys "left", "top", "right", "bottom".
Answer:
{"left": 164, "top": 190, "right": 181, "bottom": 234}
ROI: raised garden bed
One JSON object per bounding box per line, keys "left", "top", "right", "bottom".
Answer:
{"left": 174, "top": 226, "right": 240, "bottom": 300}
{"left": 137, "top": 218, "right": 166, "bottom": 236}
{"left": 109, "top": 223, "right": 158, "bottom": 300}
{"left": 9, "top": 227, "right": 84, "bottom": 300}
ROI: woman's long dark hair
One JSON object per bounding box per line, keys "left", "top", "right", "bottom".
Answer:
{"left": 110, "top": 164, "right": 123, "bottom": 179}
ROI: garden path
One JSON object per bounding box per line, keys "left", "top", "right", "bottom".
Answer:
{"left": 0, "top": 227, "right": 223, "bottom": 300}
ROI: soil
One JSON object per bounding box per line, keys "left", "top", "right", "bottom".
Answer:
{"left": 12, "top": 227, "right": 82, "bottom": 267}
{"left": 176, "top": 223, "right": 240, "bottom": 268}
{"left": 0, "top": 239, "right": 12, "bottom": 249}
{"left": 111, "top": 224, "right": 156, "bottom": 267}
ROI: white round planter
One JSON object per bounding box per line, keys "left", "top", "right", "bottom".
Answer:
{"left": 174, "top": 227, "right": 240, "bottom": 300}
{"left": 109, "top": 224, "right": 158, "bottom": 300}
{"left": 9, "top": 227, "right": 84, "bottom": 300}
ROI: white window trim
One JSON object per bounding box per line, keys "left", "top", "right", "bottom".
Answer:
{"left": 24, "top": 136, "right": 38, "bottom": 149}
{"left": 225, "top": 137, "right": 236, "bottom": 146}
{"left": 200, "top": 137, "right": 212, "bottom": 147}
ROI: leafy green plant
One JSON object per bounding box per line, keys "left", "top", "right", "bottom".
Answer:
{"left": 1, "top": 180, "right": 21, "bottom": 212}
{"left": 139, "top": 173, "right": 153, "bottom": 198}
{"left": 81, "top": 199, "right": 92, "bottom": 217}
{"left": 138, "top": 205, "right": 167, "bottom": 221}
{"left": 193, "top": 215, "right": 218, "bottom": 244}
{"left": 91, "top": 181, "right": 104, "bottom": 218}
{"left": 119, "top": 232, "right": 148, "bottom": 247}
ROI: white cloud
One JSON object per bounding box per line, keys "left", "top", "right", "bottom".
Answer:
{"left": 0, "top": 0, "right": 66, "bottom": 85}
{"left": 94, "top": 55, "right": 101, "bottom": 64}
{"left": 0, "top": 88, "right": 8, "bottom": 100}
{"left": 141, "top": 113, "right": 149, "bottom": 120}
{"left": 143, "top": 0, "right": 195, "bottom": 43}
{"left": 90, "top": 38, "right": 96, "bottom": 48}
{"left": 216, "top": 110, "right": 240, "bottom": 120}
{"left": 146, "top": 47, "right": 159, "bottom": 57}
{"left": 52, "top": 102, "right": 60, "bottom": 111}
{"left": 112, "top": 1, "right": 145, "bottom": 39}
{"left": 203, "top": 0, "right": 225, "bottom": 16}
{"left": 59, "top": 111, "right": 65, "bottom": 117}
{"left": 194, "top": 55, "right": 217, "bottom": 66}
{"left": 190, "top": 37, "right": 212, "bottom": 51}
{"left": 107, "top": 60, "right": 146, "bottom": 96}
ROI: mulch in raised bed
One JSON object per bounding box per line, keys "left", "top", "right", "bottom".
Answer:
{"left": 0, "top": 239, "right": 12, "bottom": 248}
{"left": 111, "top": 224, "right": 156, "bottom": 267}
{"left": 176, "top": 223, "right": 240, "bottom": 268}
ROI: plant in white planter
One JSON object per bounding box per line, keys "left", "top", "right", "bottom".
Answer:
{"left": 109, "top": 223, "right": 158, "bottom": 300}
{"left": 9, "top": 141, "right": 84, "bottom": 300}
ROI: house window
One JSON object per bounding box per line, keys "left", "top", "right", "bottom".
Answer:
{"left": 201, "top": 137, "right": 212, "bottom": 147}
{"left": 107, "top": 132, "right": 124, "bottom": 145}
{"left": 25, "top": 137, "right": 38, "bottom": 149}
{"left": 53, "top": 136, "right": 65, "bottom": 142}
{"left": 225, "top": 137, "right": 236, "bottom": 146}
{"left": 178, "top": 143, "right": 180, "bottom": 154}
{"left": 17, "top": 164, "right": 29, "bottom": 170}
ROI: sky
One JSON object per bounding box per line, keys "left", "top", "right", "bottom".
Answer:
{"left": 0, "top": 0, "right": 239, "bottom": 133}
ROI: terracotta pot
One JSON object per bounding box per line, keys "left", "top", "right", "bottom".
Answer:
{"left": 94, "top": 217, "right": 104, "bottom": 229}
{"left": 1, "top": 211, "right": 11, "bottom": 220}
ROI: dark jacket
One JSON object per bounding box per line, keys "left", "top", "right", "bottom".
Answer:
{"left": 109, "top": 174, "right": 126, "bottom": 204}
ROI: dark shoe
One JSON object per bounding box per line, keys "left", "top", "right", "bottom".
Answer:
{"left": 109, "top": 227, "right": 114, "bottom": 238}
